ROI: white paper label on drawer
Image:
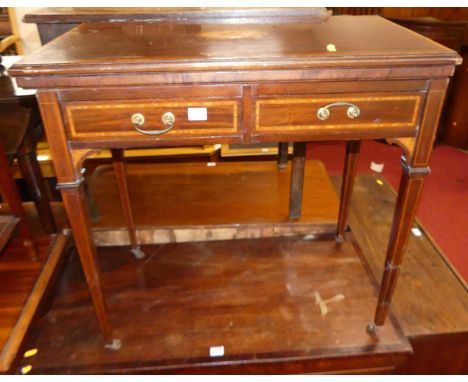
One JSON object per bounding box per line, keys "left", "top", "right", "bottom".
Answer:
{"left": 209, "top": 345, "right": 224, "bottom": 357}
{"left": 187, "top": 107, "right": 208, "bottom": 121}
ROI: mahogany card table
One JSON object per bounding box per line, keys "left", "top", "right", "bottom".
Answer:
{"left": 10, "top": 15, "right": 461, "bottom": 349}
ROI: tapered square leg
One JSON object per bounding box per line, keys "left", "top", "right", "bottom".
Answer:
{"left": 371, "top": 78, "right": 449, "bottom": 328}
{"left": 111, "top": 149, "right": 144, "bottom": 259}
{"left": 373, "top": 161, "right": 429, "bottom": 325}
{"left": 277, "top": 142, "right": 289, "bottom": 169}
{"left": 288, "top": 142, "right": 306, "bottom": 220}
{"left": 59, "top": 182, "right": 114, "bottom": 340}
{"left": 336, "top": 141, "right": 361, "bottom": 243}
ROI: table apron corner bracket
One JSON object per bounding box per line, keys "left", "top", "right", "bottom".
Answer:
{"left": 400, "top": 157, "right": 431, "bottom": 176}
{"left": 56, "top": 177, "right": 85, "bottom": 190}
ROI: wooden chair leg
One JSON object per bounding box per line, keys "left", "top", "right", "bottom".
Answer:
{"left": 0, "top": 144, "right": 37, "bottom": 259}
{"left": 288, "top": 142, "right": 306, "bottom": 220}
{"left": 277, "top": 142, "right": 289, "bottom": 169}
{"left": 336, "top": 141, "right": 361, "bottom": 243}
{"left": 17, "top": 134, "right": 57, "bottom": 233}
{"left": 111, "top": 149, "right": 145, "bottom": 259}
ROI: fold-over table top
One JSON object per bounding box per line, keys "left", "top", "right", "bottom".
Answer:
{"left": 11, "top": 16, "right": 461, "bottom": 79}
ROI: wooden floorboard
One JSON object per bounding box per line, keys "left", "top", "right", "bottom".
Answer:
{"left": 15, "top": 235, "right": 410, "bottom": 374}
{"left": 0, "top": 234, "right": 67, "bottom": 372}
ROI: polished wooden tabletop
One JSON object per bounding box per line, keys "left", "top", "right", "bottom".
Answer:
{"left": 11, "top": 16, "right": 460, "bottom": 77}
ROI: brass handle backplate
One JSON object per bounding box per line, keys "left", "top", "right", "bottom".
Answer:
{"left": 131, "top": 112, "right": 176, "bottom": 136}
{"left": 317, "top": 102, "right": 360, "bottom": 121}
{"left": 131, "top": 113, "right": 145, "bottom": 126}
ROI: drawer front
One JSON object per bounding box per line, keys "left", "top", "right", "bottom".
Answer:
{"left": 254, "top": 94, "right": 423, "bottom": 137}
{"left": 64, "top": 99, "right": 240, "bottom": 141}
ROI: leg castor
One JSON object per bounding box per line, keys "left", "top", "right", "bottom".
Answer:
{"left": 335, "top": 234, "right": 345, "bottom": 244}
{"left": 131, "top": 246, "right": 145, "bottom": 260}
{"left": 104, "top": 338, "right": 122, "bottom": 351}
{"left": 367, "top": 323, "right": 377, "bottom": 334}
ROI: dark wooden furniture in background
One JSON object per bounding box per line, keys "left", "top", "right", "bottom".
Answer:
{"left": 23, "top": 7, "right": 331, "bottom": 45}
{"left": 387, "top": 17, "right": 467, "bottom": 150}
{"left": 0, "top": 143, "right": 36, "bottom": 259}
{"left": 440, "top": 45, "right": 468, "bottom": 149}
{"left": 0, "top": 54, "right": 67, "bottom": 372}
{"left": 0, "top": 64, "right": 56, "bottom": 233}
{"left": 330, "top": 7, "right": 468, "bottom": 22}
{"left": 0, "top": 131, "right": 68, "bottom": 372}
{"left": 388, "top": 17, "right": 466, "bottom": 51}
{"left": 330, "top": 8, "right": 468, "bottom": 150}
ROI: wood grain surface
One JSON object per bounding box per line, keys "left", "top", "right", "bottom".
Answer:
{"left": 87, "top": 160, "right": 338, "bottom": 229}
{"left": 11, "top": 16, "right": 459, "bottom": 79}
{"left": 7, "top": 13, "right": 461, "bottom": 354}
{"left": 255, "top": 94, "right": 422, "bottom": 136}
{"left": 10, "top": 169, "right": 467, "bottom": 374}
{"left": 0, "top": 234, "right": 67, "bottom": 372}
{"left": 14, "top": 235, "right": 410, "bottom": 374}
{"left": 64, "top": 99, "right": 240, "bottom": 142}
{"left": 0, "top": 215, "right": 19, "bottom": 253}
{"left": 23, "top": 7, "right": 331, "bottom": 25}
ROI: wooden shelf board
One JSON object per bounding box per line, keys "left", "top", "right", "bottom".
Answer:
{"left": 87, "top": 160, "right": 339, "bottom": 246}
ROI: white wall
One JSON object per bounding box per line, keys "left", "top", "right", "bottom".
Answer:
{"left": 12, "top": 7, "right": 42, "bottom": 54}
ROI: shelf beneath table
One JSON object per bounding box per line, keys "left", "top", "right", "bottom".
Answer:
{"left": 87, "top": 159, "right": 339, "bottom": 246}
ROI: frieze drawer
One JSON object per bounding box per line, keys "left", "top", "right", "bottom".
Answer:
{"left": 63, "top": 99, "right": 241, "bottom": 143}
{"left": 253, "top": 93, "right": 424, "bottom": 139}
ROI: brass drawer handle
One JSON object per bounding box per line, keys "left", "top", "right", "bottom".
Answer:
{"left": 131, "top": 112, "right": 176, "bottom": 135}
{"left": 317, "top": 102, "right": 360, "bottom": 121}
